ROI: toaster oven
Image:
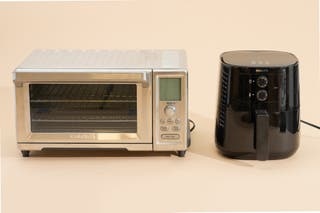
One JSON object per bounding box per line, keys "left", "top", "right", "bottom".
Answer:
{"left": 13, "top": 50, "right": 189, "bottom": 157}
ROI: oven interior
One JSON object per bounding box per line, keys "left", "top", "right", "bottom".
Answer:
{"left": 29, "top": 84, "right": 137, "bottom": 133}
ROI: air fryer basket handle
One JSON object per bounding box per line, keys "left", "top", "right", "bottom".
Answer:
{"left": 255, "top": 110, "right": 270, "bottom": 161}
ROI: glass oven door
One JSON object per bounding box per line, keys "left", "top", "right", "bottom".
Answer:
{"left": 14, "top": 71, "right": 152, "bottom": 144}
{"left": 29, "top": 84, "right": 138, "bottom": 133}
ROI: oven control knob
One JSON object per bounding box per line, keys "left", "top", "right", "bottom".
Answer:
{"left": 164, "top": 105, "right": 176, "bottom": 117}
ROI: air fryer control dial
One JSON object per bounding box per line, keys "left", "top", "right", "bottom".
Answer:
{"left": 164, "top": 105, "right": 176, "bottom": 117}
{"left": 257, "top": 89, "right": 268, "bottom": 101}
{"left": 257, "top": 76, "right": 268, "bottom": 88}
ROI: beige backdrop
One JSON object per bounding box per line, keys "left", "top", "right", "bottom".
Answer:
{"left": 1, "top": 1, "right": 319, "bottom": 213}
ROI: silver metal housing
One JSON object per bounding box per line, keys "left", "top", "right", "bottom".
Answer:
{"left": 13, "top": 50, "right": 188, "bottom": 153}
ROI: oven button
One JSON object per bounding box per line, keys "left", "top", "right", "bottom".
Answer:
{"left": 160, "top": 118, "right": 166, "bottom": 124}
{"left": 175, "top": 118, "right": 181, "bottom": 124}
{"left": 164, "top": 105, "right": 176, "bottom": 117}
{"left": 161, "top": 134, "right": 180, "bottom": 140}
{"left": 167, "top": 118, "right": 174, "bottom": 124}
{"left": 160, "top": 126, "right": 168, "bottom": 131}
{"left": 172, "top": 126, "right": 180, "bottom": 131}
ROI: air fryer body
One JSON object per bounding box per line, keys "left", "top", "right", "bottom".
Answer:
{"left": 215, "top": 51, "right": 300, "bottom": 160}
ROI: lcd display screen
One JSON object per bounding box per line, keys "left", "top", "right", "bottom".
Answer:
{"left": 160, "top": 78, "right": 181, "bottom": 101}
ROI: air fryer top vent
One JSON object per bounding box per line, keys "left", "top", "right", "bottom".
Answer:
{"left": 218, "top": 67, "right": 230, "bottom": 127}
{"left": 221, "top": 50, "right": 298, "bottom": 67}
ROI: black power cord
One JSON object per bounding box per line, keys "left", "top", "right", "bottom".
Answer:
{"left": 187, "top": 119, "right": 319, "bottom": 132}
{"left": 189, "top": 119, "right": 196, "bottom": 132}
{"left": 301, "top": 120, "right": 320, "bottom": 129}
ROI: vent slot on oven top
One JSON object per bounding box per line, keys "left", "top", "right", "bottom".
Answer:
{"left": 29, "top": 84, "right": 137, "bottom": 133}
{"left": 218, "top": 67, "right": 230, "bottom": 127}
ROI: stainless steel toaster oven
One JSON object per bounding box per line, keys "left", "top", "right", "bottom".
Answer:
{"left": 13, "top": 50, "right": 189, "bottom": 157}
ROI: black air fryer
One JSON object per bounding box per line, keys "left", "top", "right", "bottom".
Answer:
{"left": 215, "top": 50, "right": 300, "bottom": 160}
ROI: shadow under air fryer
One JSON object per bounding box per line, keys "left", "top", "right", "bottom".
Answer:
{"left": 215, "top": 50, "right": 300, "bottom": 160}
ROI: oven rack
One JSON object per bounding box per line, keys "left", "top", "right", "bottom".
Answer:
{"left": 30, "top": 101, "right": 137, "bottom": 122}
{"left": 30, "top": 100, "right": 136, "bottom": 103}
{"left": 31, "top": 121, "right": 137, "bottom": 133}
{"left": 29, "top": 84, "right": 137, "bottom": 101}
{"left": 31, "top": 109, "right": 137, "bottom": 122}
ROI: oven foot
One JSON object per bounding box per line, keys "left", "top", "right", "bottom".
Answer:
{"left": 177, "top": 150, "right": 186, "bottom": 157}
{"left": 21, "top": 150, "right": 30, "bottom": 157}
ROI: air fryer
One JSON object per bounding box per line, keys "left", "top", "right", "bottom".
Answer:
{"left": 215, "top": 50, "right": 300, "bottom": 160}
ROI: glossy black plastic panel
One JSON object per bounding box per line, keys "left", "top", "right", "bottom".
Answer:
{"left": 221, "top": 50, "right": 298, "bottom": 67}
{"left": 216, "top": 50, "right": 300, "bottom": 160}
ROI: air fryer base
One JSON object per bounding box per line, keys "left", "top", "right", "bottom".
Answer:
{"left": 216, "top": 144, "right": 299, "bottom": 160}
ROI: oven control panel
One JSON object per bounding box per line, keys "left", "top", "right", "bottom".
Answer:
{"left": 153, "top": 70, "right": 187, "bottom": 151}
{"left": 159, "top": 102, "right": 182, "bottom": 140}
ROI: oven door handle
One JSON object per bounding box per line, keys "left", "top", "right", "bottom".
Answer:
{"left": 13, "top": 69, "right": 151, "bottom": 87}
